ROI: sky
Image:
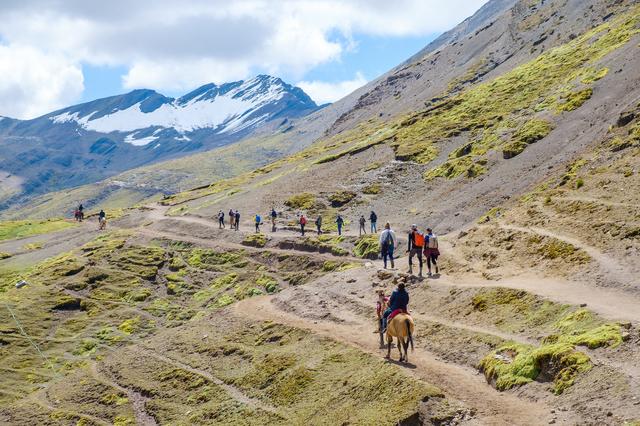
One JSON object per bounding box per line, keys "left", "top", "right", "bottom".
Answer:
{"left": 0, "top": 0, "right": 488, "bottom": 119}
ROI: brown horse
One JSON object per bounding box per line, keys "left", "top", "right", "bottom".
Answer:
{"left": 385, "top": 313, "right": 414, "bottom": 363}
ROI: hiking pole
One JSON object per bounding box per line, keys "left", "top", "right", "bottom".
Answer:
{"left": 3, "top": 299, "right": 60, "bottom": 379}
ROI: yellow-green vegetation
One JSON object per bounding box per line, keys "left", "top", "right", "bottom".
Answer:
{"left": 535, "top": 239, "right": 590, "bottom": 263}
{"left": 328, "top": 190, "right": 357, "bottom": 207}
{"left": 0, "top": 251, "right": 12, "bottom": 259}
{"left": 284, "top": 193, "right": 318, "bottom": 210}
{"left": 100, "top": 318, "right": 443, "bottom": 425}
{"left": 242, "top": 233, "right": 267, "bottom": 248}
{"left": 556, "top": 88, "right": 593, "bottom": 112}
{"left": 473, "top": 288, "right": 624, "bottom": 394}
{"left": 188, "top": 248, "right": 247, "bottom": 270}
{"left": 0, "top": 218, "right": 75, "bottom": 241}
{"left": 503, "top": 119, "right": 553, "bottom": 159}
{"left": 354, "top": 234, "right": 379, "bottom": 259}
{"left": 364, "top": 161, "right": 383, "bottom": 171}
{"left": 23, "top": 242, "right": 44, "bottom": 250}
{"left": 362, "top": 183, "right": 382, "bottom": 194}
{"left": 392, "top": 7, "right": 639, "bottom": 176}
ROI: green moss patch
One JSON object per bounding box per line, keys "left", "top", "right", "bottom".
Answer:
{"left": 0, "top": 219, "right": 75, "bottom": 241}
{"left": 284, "top": 193, "right": 317, "bottom": 210}
{"left": 354, "top": 235, "right": 379, "bottom": 259}
{"left": 242, "top": 233, "right": 267, "bottom": 248}
{"left": 328, "top": 190, "right": 357, "bottom": 207}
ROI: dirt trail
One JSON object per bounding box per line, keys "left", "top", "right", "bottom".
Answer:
{"left": 234, "top": 295, "right": 562, "bottom": 426}
{"left": 493, "top": 223, "right": 634, "bottom": 286}
{"left": 89, "top": 362, "right": 158, "bottom": 426}
{"left": 138, "top": 348, "right": 282, "bottom": 417}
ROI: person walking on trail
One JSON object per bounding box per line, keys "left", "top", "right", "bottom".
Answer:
{"left": 315, "top": 215, "right": 322, "bottom": 235}
{"left": 299, "top": 214, "right": 307, "bottom": 236}
{"left": 379, "top": 222, "right": 397, "bottom": 269}
{"left": 77, "top": 203, "right": 84, "bottom": 222}
{"left": 235, "top": 210, "right": 240, "bottom": 231}
{"left": 370, "top": 211, "right": 378, "bottom": 233}
{"left": 218, "top": 210, "right": 225, "bottom": 229}
{"left": 424, "top": 227, "right": 440, "bottom": 276}
{"left": 270, "top": 208, "right": 277, "bottom": 232}
{"left": 375, "top": 289, "right": 389, "bottom": 333}
{"left": 336, "top": 215, "right": 344, "bottom": 236}
{"left": 406, "top": 224, "right": 425, "bottom": 277}
{"left": 229, "top": 209, "right": 235, "bottom": 229}
{"left": 359, "top": 215, "right": 366, "bottom": 236}
{"left": 98, "top": 209, "right": 107, "bottom": 230}
{"left": 255, "top": 214, "right": 262, "bottom": 233}
{"left": 382, "top": 282, "right": 409, "bottom": 333}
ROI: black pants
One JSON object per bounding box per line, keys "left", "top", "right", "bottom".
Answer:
{"left": 300, "top": 224, "right": 305, "bottom": 235}
{"left": 219, "top": 218, "right": 224, "bottom": 228}
{"left": 408, "top": 247, "right": 423, "bottom": 268}
{"left": 427, "top": 253, "right": 438, "bottom": 270}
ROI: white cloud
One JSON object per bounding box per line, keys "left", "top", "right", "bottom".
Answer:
{"left": 0, "top": 44, "right": 83, "bottom": 119}
{"left": 298, "top": 73, "right": 368, "bottom": 104}
{"left": 0, "top": 1, "right": 488, "bottom": 118}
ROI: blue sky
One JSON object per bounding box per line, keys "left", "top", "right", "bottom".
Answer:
{"left": 0, "top": 1, "right": 488, "bottom": 118}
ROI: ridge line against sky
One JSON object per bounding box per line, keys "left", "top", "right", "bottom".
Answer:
{"left": 0, "top": 0, "right": 488, "bottom": 119}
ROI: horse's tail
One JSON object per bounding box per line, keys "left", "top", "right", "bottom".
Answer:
{"left": 405, "top": 318, "right": 414, "bottom": 351}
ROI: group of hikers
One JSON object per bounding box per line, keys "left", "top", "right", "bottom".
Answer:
{"left": 297, "top": 210, "right": 378, "bottom": 237}
{"left": 73, "top": 203, "right": 107, "bottom": 230}
{"left": 217, "top": 208, "right": 279, "bottom": 233}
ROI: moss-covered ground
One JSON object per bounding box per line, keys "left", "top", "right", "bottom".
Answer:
{"left": 0, "top": 219, "right": 76, "bottom": 241}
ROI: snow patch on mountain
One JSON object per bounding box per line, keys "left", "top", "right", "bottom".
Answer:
{"left": 49, "top": 76, "right": 291, "bottom": 135}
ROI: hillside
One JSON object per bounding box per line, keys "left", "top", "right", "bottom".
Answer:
{"left": 1, "top": 0, "right": 640, "bottom": 425}
{"left": 0, "top": 75, "right": 318, "bottom": 211}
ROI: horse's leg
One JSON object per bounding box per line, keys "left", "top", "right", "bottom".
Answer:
{"left": 398, "top": 337, "right": 403, "bottom": 362}
{"left": 403, "top": 338, "right": 409, "bottom": 363}
{"left": 379, "top": 319, "right": 384, "bottom": 348}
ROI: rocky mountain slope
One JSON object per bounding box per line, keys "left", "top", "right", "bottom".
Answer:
{"left": 0, "top": 75, "right": 318, "bottom": 210}
{"left": 1, "top": 0, "right": 640, "bottom": 425}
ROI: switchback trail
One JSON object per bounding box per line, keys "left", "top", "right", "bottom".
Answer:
{"left": 234, "top": 295, "right": 563, "bottom": 426}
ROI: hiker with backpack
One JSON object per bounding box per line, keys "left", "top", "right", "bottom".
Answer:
{"left": 370, "top": 211, "right": 378, "bottom": 233}
{"left": 315, "top": 215, "right": 322, "bottom": 235}
{"left": 359, "top": 215, "right": 366, "bottom": 236}
{"left": 424, "top": 227, "right": 440, "bottom": 276}
{"left": 255, "top": 213, "right": 262, "bottom": 233}
{"left": 406, "top": 224, "right": 425, "bottom": 277}
{"left": 271, "top": 208, "right": 277, "bottom": 232}
{"left": 235, "top": 210, "right": 240, "bottom": 231}
{"left": 218, "top": 210, "right": 225, "bottom": 229}
{"left": 336, "top": 215, "right": 344, "bottom": 236}
{"left": 379, "top": 222, "right": 397, "bottom": 269}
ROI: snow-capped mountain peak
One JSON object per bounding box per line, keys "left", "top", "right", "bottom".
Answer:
{"left": 48, "top": 75, "right": 316, "bottom": 144}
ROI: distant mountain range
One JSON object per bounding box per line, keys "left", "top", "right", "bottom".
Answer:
{"left": 0, "top": 75, "right": 319, "bottom": 207}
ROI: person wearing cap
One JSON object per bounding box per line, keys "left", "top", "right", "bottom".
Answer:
{"left": 406, "top": 224, "right": 425, "bottom": 277}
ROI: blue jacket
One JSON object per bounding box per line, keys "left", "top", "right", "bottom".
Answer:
{"left": 388, "top": 289, "right": 409, "bottom": 311}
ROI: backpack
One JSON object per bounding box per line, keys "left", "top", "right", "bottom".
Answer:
{"left": 382, "top": 230, "right": 394, "bottom": 248}
{"left": 413, "top": 231, "right": 425, "bottom": 247}
{"left": 428, "top": 234, "right": 438, "bottom": 249}
{"left": 315, "top": 217, "right": 322, "bottom": 226}
{"left": 371, "top": 212, "right": 377, "bottom": 222}
{"left": 256, "top": 215, "right": 261, "bottom": 223}
{"left": 300, "top": 216, "right": 307, "bottom": 225}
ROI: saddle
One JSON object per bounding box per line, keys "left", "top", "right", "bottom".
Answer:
{"left": 388, "top": 309, "right": 408, "bottom": 322}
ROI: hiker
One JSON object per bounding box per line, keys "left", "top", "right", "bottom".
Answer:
{"left": 255, "top": 213, "right": 262, "bottom": 233}
{"left": 218, "top": 210, "right": 225, "bottom": 229}
{"left": 235, "top": 210, "right": 240, "bottom": 231}
{"left": 229, "top": 209, "right": 235, "bottom": 229}
{"left": 271, "top": 208, "right": 277, "bottom": 232}
{"left": 336, "top": 214, "right": 344, "bottom": 236}
{"left": 379, "top": 222, "right": 397, "bottom": 269}
{"left": 77, "top": 203, "right": 84, "bottom": 222}
{"left": 424, "top": 228, "right": 440, "bottom": 276}
{"left": 74, "top": 209, "right": 80, "bottom": 222}
{"left": 359, "top": 215, "right": 366, "bottom": 236}
{"left": 299, "top": 214, "right": 307, "bottom": 236}
{"left": 406, "top": 224, "right": 425, "bottom": 277}
{"left": 375, "top": 289, "right": 389, "bottom": 333}
{"left": 98, "top": 209, "right": 106, "bottom": 230}
{"left": 370, "top": 211, "right": 378, "bottom": 233}
{"left": 315, "top": 215, "right": 322, "bottom": 235}
{"left": 382, "top": 282, "right": 409, "bottom": 333}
